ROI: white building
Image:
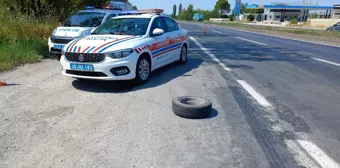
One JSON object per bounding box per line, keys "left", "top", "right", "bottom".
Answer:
{"left": 246, "top": 4, "right": 333, "bottom": 22}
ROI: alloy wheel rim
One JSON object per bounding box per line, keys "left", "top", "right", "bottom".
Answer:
{"left": 139, "top": 59, "right": 149, "bottom": 80}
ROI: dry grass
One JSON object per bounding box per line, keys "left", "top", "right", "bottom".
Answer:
{"left": 0, "top": 5, "right": 57, "bottom": 71}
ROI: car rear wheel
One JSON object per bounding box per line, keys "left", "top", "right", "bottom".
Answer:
{"left": 178, "top": 45, "right": 187, "bottom": 64}
{"left": 134, "top": 55, "right": 151, "bottom": 84}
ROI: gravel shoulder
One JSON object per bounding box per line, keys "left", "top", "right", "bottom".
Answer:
{"left": 0, "top": 52, "right": 268, "bottom": 167}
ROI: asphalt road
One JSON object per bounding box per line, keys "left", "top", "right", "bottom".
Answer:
{"left": 0, "top": 22, "right": 340, "bottom": 168}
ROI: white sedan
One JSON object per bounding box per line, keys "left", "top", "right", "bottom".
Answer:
{"left": 60, "top": 13, "right": 189, "bottom": 84}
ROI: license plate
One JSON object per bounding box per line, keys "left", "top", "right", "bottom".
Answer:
{"left": 54, "top": 44, "right": 65, "bottom": 49}
{"left": 70, "top": 63, "right": 94, "bottom": 71}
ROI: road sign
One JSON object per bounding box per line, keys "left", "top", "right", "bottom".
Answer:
{"left": 234, "top": 0, "right": 241, "bottom": 16}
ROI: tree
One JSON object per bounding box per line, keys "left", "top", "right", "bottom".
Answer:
{"left": 178, "top": 4, "right": 194, "bottom": 20}
{"left": 172, "top": 4, "right": 177, "bottom": 18}
{"left": 132, "top": 6, "right": 138, "bottom": 10}
{"left": 214, "top": 0, "right": 230, "bottom": 17}
{"left": 178, "top": 3, "right": 182, "bottom": 16}
{"left": 241, "top": 3, "right": 246, "bottom": 14}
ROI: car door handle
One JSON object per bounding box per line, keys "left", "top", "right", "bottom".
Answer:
{"left": 166, "top": 37, "right": 171, "bottom": 39}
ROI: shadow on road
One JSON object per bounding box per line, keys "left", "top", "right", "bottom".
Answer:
{"left": 72, "top": 57, "right": 203, "bottom": 93}
{"left": 207, "top": 108, "right": 219, "bottom": 119}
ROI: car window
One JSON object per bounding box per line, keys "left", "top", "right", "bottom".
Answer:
{"left": 150, "top": 17, "right": 167, "bottom": 34}
{"left": 64, "top": 12, "right": 106, "bottom": 27}
{"left": 93, "top": 18, "right": 150, "bottom": 36}
{"left": 164, "top": 18, "right": 178, "bottom": 32}
{"left": 107, "top": 14, "right": 117, "bottom": 20}
{"left": 173, "top": 20, "right": 179, "bottom": 30}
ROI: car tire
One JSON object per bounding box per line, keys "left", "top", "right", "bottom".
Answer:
{"left": 56, "top": 54, "right": 61, "bottom": 61}
{"left": 178, "top": 45, "right": 187, "bottom": 64}
{"left": 134, "top": 55, "right": 151, "bottom": 85}
{"left": 172, "top": 96, "right": 212, "bottom": 119}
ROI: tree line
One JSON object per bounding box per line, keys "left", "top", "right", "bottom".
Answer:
{"left": 171, "top": 0, "right": 230, "bottom": 21}
{"left": 1, "top": 0, "right": 110, "bottom": 21}
{"left": 170, "top": 0, "right": 267, "bottom": 21}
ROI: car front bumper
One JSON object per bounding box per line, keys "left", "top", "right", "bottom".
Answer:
{"left": 60, "top": 54, "right": 138, "bottom": 81}
{"left": 48, "top": 37, "right": 76, "bottom": 54}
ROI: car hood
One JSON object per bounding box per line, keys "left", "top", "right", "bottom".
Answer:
{"left": 53, "top": 27, "right": 93, "bottom": 38}
{"left": 64, "top": 35, "right": 139, "bottom": 53}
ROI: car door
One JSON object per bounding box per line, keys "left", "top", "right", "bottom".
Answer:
{"left": 149, "top": 17, "right": 169, "bottom": 68}
{"left": 163, "top": 18, "right": 183, "bottom": 63}
{"left": 335, "top": 22, "right": 340, "bottom": 32}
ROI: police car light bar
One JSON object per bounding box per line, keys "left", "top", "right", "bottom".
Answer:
{"left": 85, "top": 6, "right": 95, "bottom": 9}
{"left": 85, "top": 5, "right": 122, "bottom": 10}
{"left": 138, "top": 9, "right": 164, "bottom": 14}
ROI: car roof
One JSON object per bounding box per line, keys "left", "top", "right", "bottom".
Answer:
{"left": 114, "top": 14, "right": 172, "bottom": 19}
{"left": 77, "top": 9, "right": 121, "bottom": 14}
{"left": 114, "top": 14, "right": 156, "bottom": 19}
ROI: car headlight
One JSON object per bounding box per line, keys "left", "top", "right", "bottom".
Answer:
{"left": 105, "top": 49, "right": 134, "bottom": 59}
{"left": 51, "top": 29, "right": 57, "bottom": 36}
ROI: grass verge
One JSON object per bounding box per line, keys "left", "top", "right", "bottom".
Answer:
{"left": 0, "top": 39, "right": 48, "bottom": 72}
{"left": 0, "top": 5, "right": 57, "bottom": 72}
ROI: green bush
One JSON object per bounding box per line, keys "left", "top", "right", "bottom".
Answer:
{"left": 247, "top": 14, "right": 255, "bottom": 22}
{"left": 229, "top": 15, "right": 234, "bottom": 21}
{"left": 290, "top": 18, "right": 298, "bottom": 25}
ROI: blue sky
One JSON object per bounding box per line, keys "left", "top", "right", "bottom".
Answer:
{"left": 129, "top": 0, "right": 340, "bottom": 14}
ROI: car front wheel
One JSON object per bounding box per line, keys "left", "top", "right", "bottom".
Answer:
{"left": 134, "top": 55, "right": 151, "bottom": 84}
{"left": 178, "top": 45, "right": 187, "bottom": 64}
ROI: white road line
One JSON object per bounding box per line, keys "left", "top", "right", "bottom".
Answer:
{"left": 312, "top": 57, "right": 340, "bottom": 67}
{"left": 235, "top": 37, "right": 267, "bottom": 46}
{"left": 212, "top": 30, "right": 222, "bottom": 34}
{"left": 237, "top": 80, "right": 273, "bottom": 108}
{"left": 285, "top": 139, "right": 319, "bottom": 168}
{"left": 297, "top": 140, "right": 340, "bottom": 168}
{"left": 189, "top": 36, "right": 231, "bottom": 71}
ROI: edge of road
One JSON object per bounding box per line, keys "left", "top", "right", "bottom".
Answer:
{"left": 179, "top": 21, "right": 340, "bottom": 48}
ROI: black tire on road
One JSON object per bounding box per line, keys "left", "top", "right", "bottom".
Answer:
{"left": 172, "top": 96, "right": 212, "bottom": 119}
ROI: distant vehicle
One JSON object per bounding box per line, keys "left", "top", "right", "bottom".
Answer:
{"left": 326, "top": 22, "right": 340, "bottom": 32}
{"left": 60, "top": 9, "right": 189, "bottom": 84}
{"left": 193, "top": 13, "right": 204, "bottom": 21}
{"left": 48, "top": 6, "right": 126, "bottom": 56}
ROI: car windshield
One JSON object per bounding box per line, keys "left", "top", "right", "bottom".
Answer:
{"left": 64, "top": 12, "right": 106, "bottom": 27}
{"left": 92, "top": 18, "right": 150, "bottom": 36}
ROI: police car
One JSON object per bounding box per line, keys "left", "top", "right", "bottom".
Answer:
{"left": 48, "top": 6, "right": 136, "bottom": 55}
{"left": 60, "top": 9, "right": 189, "bottom": 84}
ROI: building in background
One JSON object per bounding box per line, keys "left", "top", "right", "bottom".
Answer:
{"left": 246, "top": 3, "right": 333, "bottom": 22}
{"left": 333, "top": 4, "right": 340, "bottom": 19}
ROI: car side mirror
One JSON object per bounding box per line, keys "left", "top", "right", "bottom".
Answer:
{"left": 152, "top": 28, "right": 164, "bottom": 36}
